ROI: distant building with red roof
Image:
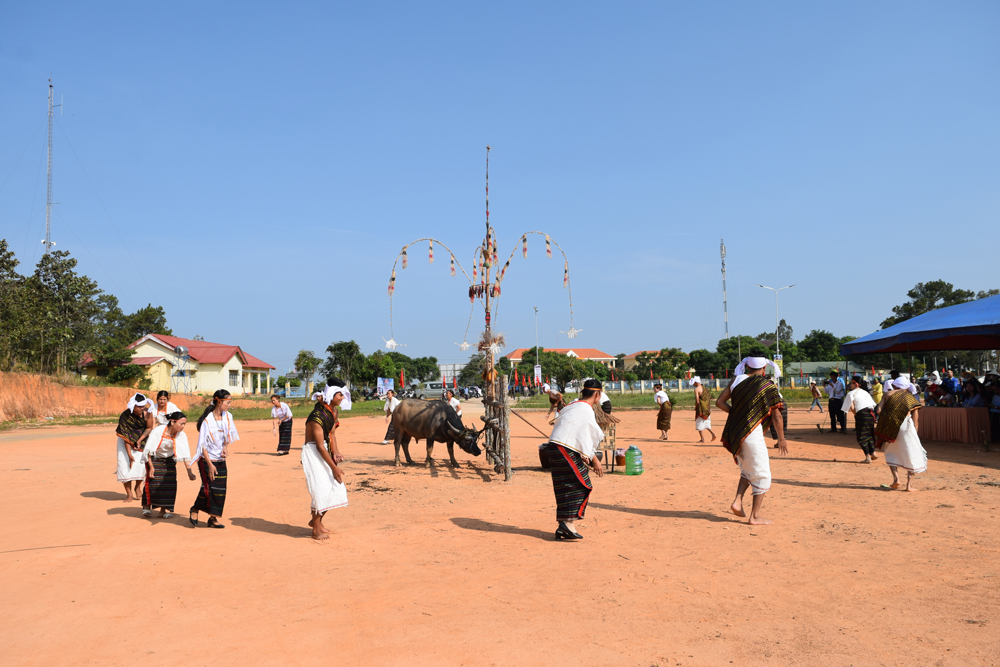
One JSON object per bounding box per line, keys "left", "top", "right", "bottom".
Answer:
{"left": 82, "top": 333, "right": 275, "bottom": 395}
{"left": 504, "top": 348, "right": 617, "bottom": 369}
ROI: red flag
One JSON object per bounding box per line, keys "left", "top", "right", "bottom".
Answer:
{"left": 611, "top": 370, "right": 615, "bottom": 381}
{"left": 400, "top": 368, "right": 405, "bottom": 387}
{"left": 442, "top": 375, "right": 446, "bottom": 386}
{"left": 800, "top": 366, "right": 803, "bottom": 378}
{"left": 710, "top": 373, "right": 714, "bottom": 380}
{"left": 725, "top": 369, "right": 728, "bottom": 378}
{"left": 514, "top": 369, "right": 518, "bottom": 383}
{"left": 453, "top": 377, "right": 457, "bottom": 389}
{"left": 650, "top": 369, "right": 653, "bottom": 380}
{"left": 872, "top": 366, "right": 875, "bottom": 375}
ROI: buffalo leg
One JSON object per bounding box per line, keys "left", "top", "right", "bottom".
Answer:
{"left": 425, "top": 438, "right": 435, "bottom": 467}
{"left": 393, "top": 433, "right": 403, "bottom": 467}
{"left": 401, "top": 434, "right": 414, "bottom": 464}
{"left": 447, "top": 441, "right": 460, "bottom": 467}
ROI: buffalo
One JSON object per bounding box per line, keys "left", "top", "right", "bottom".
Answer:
{"left": 390, "top": 398, "right": 482, "bottom": 467}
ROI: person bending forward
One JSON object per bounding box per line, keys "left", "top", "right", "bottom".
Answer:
{"left": 302, "top": 378, "right": 349, "bottom": 540}
{"left": 717, "top": 357, "right": 788, "bottom": 525}
{"left": 875, "top": 378, "right": 927, "bottom": 491}
{"left": 115, "top": 393, "right": 155, "bottom": 502}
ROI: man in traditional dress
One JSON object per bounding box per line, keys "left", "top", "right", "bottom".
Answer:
{"left": 302, "top": 378, "right": 350, "bottom": 540}
{"left": 842, "top": 376, "right": 878, "bottom": 463}
{"left": 875, "top": 377, "right": 926, "bottom": 491}
{"left": 653, "top": 383, "right": 671, "bottom": 440}
{"left": 545, "top": 379, "right": 605, "bottom": 540}
{"left": 716, "top": 357, "right": 787, "bottom": 525}
{"left": 692, "top": 377, "right": 715, "bottom": 443}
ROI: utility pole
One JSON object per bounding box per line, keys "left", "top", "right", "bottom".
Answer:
{"left": 754, "top": 283, "right": 795, "bottom": 355}
{"left": 533, "top": 306, "right": 539, "bottom": 367}
{"left": 720, "top": 239, "right": 729, "bottom": 339}
{"left": 43, "top": 79, "right": 62, "bottom": 254}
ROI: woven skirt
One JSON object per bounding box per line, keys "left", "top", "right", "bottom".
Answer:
{"left": 855, "top": 408, "right": 876, "bottom": 455}
{"left": 192, "top": 459, "right": 227, "bottom": 516}
{"left": 144, "top": 457, "right": 178, "bottom": 511}
{"left": 656, "top": 402, "right": 672, "bottom": 430}
{"left": 547, "top": 443, "right": 593, "bottom": 522}
{"left": 277, "top": 419, "right": 293, "bottom": 452}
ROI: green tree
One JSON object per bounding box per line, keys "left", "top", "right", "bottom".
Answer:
{"left": 30, "top": 250, "right": 103, "bottom": 373}
{"left": 121, "top": 304, "right": 172, "bottom": 342}
{"left": 294, "top": 349, "right": 322, "bottom": 380}
{"left": 323, "top": 340, "right": 364, "bottom": 384}
{"left": 798, "top": 330, "right": 844, "bottom": 361}
{"left": 354, "top": 350, "right": 396, "bottom": 387}
{"left": 458, "top": 354, "right": 485, "bottom": 386}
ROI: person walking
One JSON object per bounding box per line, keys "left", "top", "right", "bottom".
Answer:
{"left": 716, "top": 357, "right": 788, "bottom": 525}
{"left": 152, "top": 391, "right": 181, "bottom": 426}
{"left": 842, "top": 377, "right": 878, "bottom": 463}
{"left": 446, "top": 389, "right": 462, "bottom": 418}
{"left": 827, "top": 371, "right": 847, "bottom": 434}
{"left": 808, "top": 381, "right": 824, "bottom": 412}
{"left": 692, "top": 377, "right": 715, "bottom": 442}
{"left": 302, "top": 379, "right": 349, "bottom": 540}
{"left": 141, "top": 411, "right": 196, "bottom": 518}
{"left": 270, "top": 395, "right": 294, "bottom": 455}
{"left": 189, "top": 390, "right": 239, "bottom": 528}
{"left": 653, "top": 383, "right": 671, "bottom": 440}
{"left": 875, "top": 377, "right": 927, "bottom": 491}
{"left": 115, "top": 393, "right": 154, "bottom": 502}
{"left": 545, "top": 379, "right": 605, "bottom": 540}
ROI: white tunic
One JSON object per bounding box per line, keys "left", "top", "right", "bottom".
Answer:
{"left": 842, "top": 388, "right": 877, "bottom": 414}
{"left": 141, "top": 424, "right": 192, "bottom": 463}
{"left": 271, "top": 402, "right": 292, "bottom": 421}
{"left": 153, "top": 402, "right": 181, "bottom": 426}
{"left": 193, "top": 412, "right": 239, "bottom": 462}
{"left": 448, "top": 396, "right": 462, "bottom": 417}
{"left": 882, "top": 414, "right": 928, "bottom": 474}
{"left": 384, "top": 396, "right": 401, "bottom": 415}
{"left": 549, "top": 401, "right": 604, "bottom": 459}
{"left": 654, "top": 390, "right": 669, "bottom": 405}
{"left": 116, "top": 437, "right": 146, "bottom": 482}
{"left": 301, "top": 441, "right": 349, "bottom": 514}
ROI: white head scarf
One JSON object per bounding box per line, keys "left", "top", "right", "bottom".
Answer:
{"left": 311, "top": 392, "right": 324, "bottom": 401}
{"left": 127, "top": 393, "right": 150, "bottom": 412}
{"left": 733, "top": 357, "right": 781, "bottom": 379}
{"left": 542, "top": 383, "right": 551, "bottom": 394}
{"left": 691, "top": 376, "right": 701, "bottom": 385}
{"left": 322, "top": 382, "right": 352, "bottom": 411}
{"left": 892, "top": 377, "right": 911, "bottom": 390}
{"left": 928, "top": 371, "right": 941, "bottom": 384}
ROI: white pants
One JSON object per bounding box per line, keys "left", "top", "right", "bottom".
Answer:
{"left": 736, "top": 425, "right": 771, "bottom": 495}
{"left": 696, "top": 416, "right": 712, "bottom": 431}
{"left": 116, "top": 437, "right": 145, "bottom": 483}
{"left": 883, "top": 415, "right": 928, "bottom": 474}
{"left": 301, "top": 442, "right": 349, "bottom": 514}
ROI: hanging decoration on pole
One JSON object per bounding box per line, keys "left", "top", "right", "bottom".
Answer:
{"left": 382, "top": 146, "right": 581, "bottom": 482}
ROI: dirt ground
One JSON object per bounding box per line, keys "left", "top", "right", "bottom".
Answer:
{"left": 1, "top": 406, "right": 999, "bottom": 666}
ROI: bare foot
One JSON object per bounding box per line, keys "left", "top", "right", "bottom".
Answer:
{"left": 889, "top": 482, "right": 901, "bottom": 490}
{"left": 730, "top": 502, "right": 746, "bottom": 518}
{"left": 871, "top": 453, "right": 878, "bottom": 460}
{"left": 860, "top": 458, "right": 871, "bottom": 464}
{"left": 904, "top": 485, "right": 918, "bottom": 492}
{"left": 710, "top": 434, "right": 717, "bottom": 442}
{"left": 748, "top": 517, "right": 773, "bottom": 525}
{"left": 311, "top": 530, "right": 330, "bottom": 541}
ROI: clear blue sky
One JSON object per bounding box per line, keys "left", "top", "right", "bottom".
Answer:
{"left": 2, "top": 2, "right": 998, "bottom": 374}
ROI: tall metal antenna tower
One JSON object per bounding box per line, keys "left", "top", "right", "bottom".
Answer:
{"left": 720, "top": 238, "right": 729, "bottom": 339}
{"left": 43, "top": 79, "right": 62, "bottom": 254}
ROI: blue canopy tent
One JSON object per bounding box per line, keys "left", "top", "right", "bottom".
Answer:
{"left": 840, "top": 294, "right": 1000, "bottom": 355}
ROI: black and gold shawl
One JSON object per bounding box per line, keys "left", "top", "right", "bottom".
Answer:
{"left": 696, "top": 388, "right": 713, "bottom": 420}
{"left": 720, "top": 375, "right": 783, "bottom": 455}
{"left": 875, "top": 390, "right": 920, "bottom": 447}
{"left": 116, "top": 409, "right": 147, "bottom": 446}
{"left": 307, "top": 402, "right": 339, "bottom": 445}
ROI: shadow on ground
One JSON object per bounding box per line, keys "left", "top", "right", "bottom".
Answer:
{"left": 81, "top": 491, "right": 123, "bottom": 501}
{"left": 589, "top": 503, "right": 731, "bottom": 523}
{"left": 449, "top": 517, "right": 552, "bottom": 541}
{"left": 230, "top": 516, "right": 311, "bottom": 538}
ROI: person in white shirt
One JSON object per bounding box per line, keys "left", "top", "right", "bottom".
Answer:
{"left": 446, "top": 389, "right": 462, "bottom": 418}
{"left": 270, "top": 395, "right": 294, "bottom": 455}
{"left": 544, "top": 383, "right": 565, "bottom": 420}
{"left": 382, "top": 389, "right": 401, "bottom": 444}
{"left": 545, "top": 379, "right": 605, "bottom": 540}
{"left": 141, "top": 411, "right": 196, "bottom": 518}
{"left": 189, "top": 389, "right": 240, "bottom": 529}
{"left": 842, "top": 377, "right": 879, "bottom": 463}
{"left": 827, "top": 371, "right": 848, "bottom": 434}
{"left": 653, "top": 383, "right": 671, "bottom": 440}
{"left": 153, "top": 391, "right": 181, "bottom": 426}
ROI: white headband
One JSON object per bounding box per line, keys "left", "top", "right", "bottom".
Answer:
{"left": 127, "top": 393, "right": 149, "bottom": 412}
{"left": 322, "top": 383, "right": 352, "bottom": 411}
{"left": 691, "top": 376, "right": 701, "bottom": 385}
{"left": 892, "top": 377, "right": 911, "bottom": 390}
{"left": 733, "top": 357, "right": 781, "bottom": 379}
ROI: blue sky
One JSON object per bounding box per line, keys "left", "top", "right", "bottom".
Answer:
{"left": 1, "top": 2, "right": 998, "bottom": 374}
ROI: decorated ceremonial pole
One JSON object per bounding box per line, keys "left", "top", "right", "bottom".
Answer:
{"left": 384, "top": 145, "right": 578, "bottom": 482}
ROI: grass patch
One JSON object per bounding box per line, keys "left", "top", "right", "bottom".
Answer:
{"left": 227, "top": 398, "right": 387, "bottom": 422}
{"left": 511, "top": 387, "right": 818, "bottom": 410}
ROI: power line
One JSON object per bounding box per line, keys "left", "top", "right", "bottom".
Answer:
{"left": 53, "top": 116, "right": 155, "bottom": 302}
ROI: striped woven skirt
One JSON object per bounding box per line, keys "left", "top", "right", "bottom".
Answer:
{"left": 144, "top": 457, "right": 178, "bottom": 511}
{"left": 855, "top": 408, "right": 876, "bottom": 456}
{"left": 656, "top": 402, "right": 672, "bottom": 431}
{"left": 547, "top": 443, "right": 593, "bottom": 522}
{"left": 277, "top": 419, "right": 293, "bottom": 452}
{"left": 192, "top": 459, "right": 227, "bottom": 517}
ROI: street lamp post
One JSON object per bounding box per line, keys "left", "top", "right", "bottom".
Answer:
{"left": 533, "top": 306, "right": 539, "bottom": 368}
{"left": 754, "top": 283, "right": 796, "bottom": 355}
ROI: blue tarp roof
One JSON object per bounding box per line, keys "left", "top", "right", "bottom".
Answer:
{"left": 841, "top": 294, "right": 1000, "bottom": 355}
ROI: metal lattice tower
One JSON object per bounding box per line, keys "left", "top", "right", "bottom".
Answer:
{"left": 721, "top": 238, "right": 729, "bottom": 339}
{"left": 43, "top": 79, "right": 61, "bottom": 254}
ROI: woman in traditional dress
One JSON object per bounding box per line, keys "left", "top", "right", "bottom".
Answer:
{"left": 189, "top": 389, "right": 239, "bottom": 528}
{"left": 153, "top": 390, "right": 181, "bottom": 426}
{"left": 544, "top": 383, "right": 565, "bottom": 422}
{"left": 302, "top": 378, "right": 349, "bottom": 540}
{"left": 546, "top": 379, "right": 605, "bottom": 540}
{"left": 875, "top": 377, "right": 926, "bottom": 491}
{"left": 141, "top": 411, "right": 196, "bottom": 518}
{"left": 842, "top": 377, "right": 878, "bottom": 463}
{"left": 692, "top": 377, "right": 716, "bottom": 442}
{"left": 653, "top": 383, "right": 671, "bottom": 440}
{"left": 270, "top": 394, "right": 293, "bottom": 455}
{"left": 382, "top": 389, "right": 400, "bottom": 444}
{"left": 115, "top": 393, "right": 154, "bottom": 502}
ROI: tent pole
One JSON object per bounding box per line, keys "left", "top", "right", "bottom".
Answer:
{"left": 907, "top": 344, "right": 912, "bottom": 377}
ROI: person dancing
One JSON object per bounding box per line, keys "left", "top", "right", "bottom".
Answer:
{"left": 115, "top": 393, "right": 154, "bottom": 502}
{"left": 692, "top": 377, "right": 716, "bottom": 443}
{"left": 716, "top": 358, "right": 788, "bottom": 525}
{"left": 189, "top": 390, "right": 239, "bottom": 528}
{"left": 875, "top": 377, "right": 927, "bottom": 491}
{"left": 544, "top": 383, "right": 565, "bottom": 422}
{"left": 545, "top": 379, "right": 605, "bottom": 541}
{"left": 270, "top": 394, "right": 293, "bottom": 455}
{"left": 302, "top": 378, "right": 349, "bottom": 540}
{"left": 842, "top": 376, "right": 878, "bottom": 463}
{"left": 141, "top": 411, "right": 196, "bottom": 518}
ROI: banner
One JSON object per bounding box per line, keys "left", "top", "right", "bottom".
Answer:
{"left": 376, "top": 377, "right": 394, "bottom": 395}
{"left": 774, "top": 354, "right": 784, "bottom": 378}
{"left": 534, "top": 364, "right": 542, "bottom": 384}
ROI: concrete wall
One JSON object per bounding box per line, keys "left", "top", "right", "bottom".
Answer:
{"left": 0, "top": 372, "right": 199, "bottom": 422}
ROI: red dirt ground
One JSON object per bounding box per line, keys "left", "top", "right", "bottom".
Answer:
{"left": 1, "top": 407, "right": 998, "bottom": 666}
